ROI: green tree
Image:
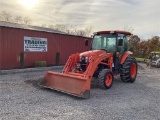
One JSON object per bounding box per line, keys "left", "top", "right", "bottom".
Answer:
{"left": 147, "top": 36, "right": 159, "bottom": 53}
{"left": 128, "top": 35, "right": 140, "bottom": 57}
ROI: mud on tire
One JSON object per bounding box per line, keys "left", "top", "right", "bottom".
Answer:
{"left": 98, "top": 69, "right": 114, "bottom": 89}
{"left": 120, "top": 56, "right": 138, "bottom": 83}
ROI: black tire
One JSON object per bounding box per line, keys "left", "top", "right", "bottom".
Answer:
{"left": 120, "top": 56, "right": 138, "bottom": 83}
{"left": 97, "top": 69, "right": 114, "bottom": 89}
{"left": 156, "top": 61, "right": 160, "bottom": 68}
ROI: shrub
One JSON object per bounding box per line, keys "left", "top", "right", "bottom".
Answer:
{"left": 35, "top": 61, "right": 46, "bottom": 67}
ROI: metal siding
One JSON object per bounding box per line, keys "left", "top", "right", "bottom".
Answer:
{"left": 0, "top": 27, "right": 2, "bottom": 69}
{"left": 1, "top": 28, "right": 22, "bottom": 69}
{"left": 0, "top": 27, "right": 91, "bottom": 69}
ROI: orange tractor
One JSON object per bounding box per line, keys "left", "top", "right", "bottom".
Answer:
{"left": 39, "top": 30, "right": 138, "bottom": 98}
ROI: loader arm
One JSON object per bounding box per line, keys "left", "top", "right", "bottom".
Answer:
{"left": 62, "top": 53, "right": 80, "bottom": 74}
{"left": 39, "top": 52, "right": 113, "bottom": 98}
{"left": 62, "top": 52, "right": 113, "bottom": 78}
{"left": 84, "top": 53, "right": 113, "bottom": 78}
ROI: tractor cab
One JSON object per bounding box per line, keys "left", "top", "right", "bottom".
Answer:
{"left": 90, "top": 31, "right": 132, "bottom": 72}
{"left": 91, "top": 31, "right": 131, "bottom": 53}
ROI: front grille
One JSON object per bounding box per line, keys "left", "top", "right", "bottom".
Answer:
{"left": 81, "top": 56, "right": 86, "bottom": 64}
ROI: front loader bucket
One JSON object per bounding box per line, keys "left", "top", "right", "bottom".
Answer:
{"left": 39, "top": 71, "right": 91, "bottom": 98}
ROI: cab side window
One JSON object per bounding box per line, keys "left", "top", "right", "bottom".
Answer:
{"left": 123, "top": 36, "right": 128, "bottom": 51}
{"left": 117, "top": 34, "right": 128, "bottom": 54}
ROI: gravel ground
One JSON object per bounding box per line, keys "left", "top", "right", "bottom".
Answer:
{"left": 0, "top": 63, "right": 160, "bottom": 120}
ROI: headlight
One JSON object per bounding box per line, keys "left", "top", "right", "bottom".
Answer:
{"left": 85, "top": 57, "right": 89, "bottom": 62}
{"left": 80, "top": 56, "right": 85, "bottom": 62}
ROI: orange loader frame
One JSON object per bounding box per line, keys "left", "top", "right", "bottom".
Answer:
{"left": 39, "top": 52, "right": 113, "bottom": 98}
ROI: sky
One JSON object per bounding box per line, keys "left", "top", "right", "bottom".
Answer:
{"left": 0, "top": 0, "right": 160, "bottom": 38}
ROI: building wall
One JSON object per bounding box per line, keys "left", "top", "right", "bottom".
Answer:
{"left": 0, "top": 27, "right": 2, "bottom": 69}
{"left": 0, "top": 27, "right": 92, "bottom": 69}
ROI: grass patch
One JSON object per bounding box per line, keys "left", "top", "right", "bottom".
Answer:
{"left": 35, "top": 61, "right": 46, "bottom": 67}
{"left": 136, "top": 57, "right": 148, "bottom": 62}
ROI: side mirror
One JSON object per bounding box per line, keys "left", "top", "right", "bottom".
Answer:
{"left": 85, "top": 39, "right": 88, "bottom": 46}
{"left": 118, "top": 39, "right": 123, "bottom": 46}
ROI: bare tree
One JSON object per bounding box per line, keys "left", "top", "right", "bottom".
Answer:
{"left": 0, "top": 10, "right": 32, "bottom": 25}
{"left": 74, "top": 30, "right": 87, "bottom": 36}
{"left": 84, "top": 25, "right": 93, "bottom": 37}
{"left": 41, "top": 23, "right": 93, "bottom": 37}
{"left": 54, "top": 24, "right": 69, "bottom": 32}
{"left": 64, "top": 24, "right": 75, "bottom": 34}
{"left": 14, "top": 16, "right": 23, "bottom": 24}
{"left": 72, "top": 26, "right": 93, "bottom": 37}
{"left": 23, "top": 17, "right": 32, "bottom": 25}
{"left": 0, "top": 11, "right": 12, "bottom": 22}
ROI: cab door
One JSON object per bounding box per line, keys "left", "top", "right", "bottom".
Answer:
{"left": 114, "top": 34, "right": 128, "bottom": 71}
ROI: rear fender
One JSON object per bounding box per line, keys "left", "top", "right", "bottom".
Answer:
{"left": 120, "top": 51, "right": 133, "bottom": 64}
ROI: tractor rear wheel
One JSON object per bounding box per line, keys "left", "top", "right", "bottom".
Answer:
{"left": 120, "top": 57, "right": 138, "bottom": 83}
{"left": 98, "top": 69, "right": 113, "bottom": 89}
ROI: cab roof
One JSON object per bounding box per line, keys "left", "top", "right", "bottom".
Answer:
{"left": 95, "top": 30, "right": 132, "bottom": 35}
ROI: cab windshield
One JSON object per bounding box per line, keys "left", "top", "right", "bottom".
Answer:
{"left": 92, "top": 34, "right": 117, "bottom": 52}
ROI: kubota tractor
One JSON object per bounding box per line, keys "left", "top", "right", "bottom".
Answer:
{"left": 39, "top": 30, "right": 138, "bottom": 98}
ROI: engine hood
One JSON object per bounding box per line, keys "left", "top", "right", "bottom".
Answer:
{"left": 80, "top": 50, "right": 107, "bottom": 57}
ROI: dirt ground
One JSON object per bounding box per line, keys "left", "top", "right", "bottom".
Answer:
{"left": 0, "top": 63, "right": 160, "bottom": 120}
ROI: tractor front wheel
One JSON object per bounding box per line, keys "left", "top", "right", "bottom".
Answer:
{"left": 120, "top": 57, "right": 138, "bottom": 83}
{"left": 98, "top": 69, "right": 114, "bottom": 89}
